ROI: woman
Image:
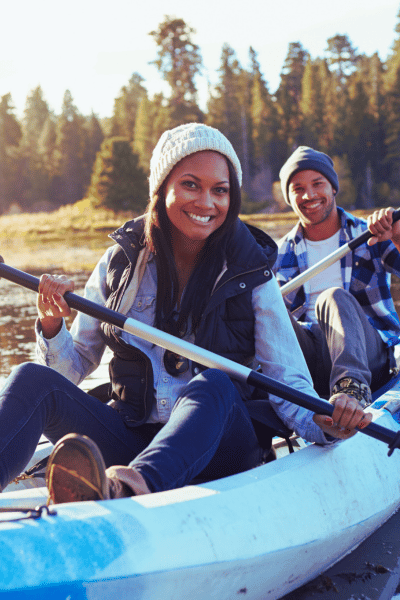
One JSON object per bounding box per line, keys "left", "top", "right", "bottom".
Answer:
{"left": 0, "top": 123, "right": 371, "bottom": 502}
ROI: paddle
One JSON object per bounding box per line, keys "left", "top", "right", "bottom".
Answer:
{"left": 281, "top": 209, "right": 400, "bottom": 297}
{"left": 0, "top": 259, "right": 399, "bottom": 455}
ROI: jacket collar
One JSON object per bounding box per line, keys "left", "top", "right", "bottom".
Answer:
{"left": 286, "top": 206, "right": 357, "bottom": 245}
{"left": 110, "top": 215, "right": 277, "bottom": 272}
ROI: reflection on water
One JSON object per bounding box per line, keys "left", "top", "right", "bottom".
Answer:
{"left": 0, "top": 269, "right": 90, "bottom": 385}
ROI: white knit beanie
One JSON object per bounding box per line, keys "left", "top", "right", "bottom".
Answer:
{"left": 149, "top": 123, "right": 242, "bottom": 197}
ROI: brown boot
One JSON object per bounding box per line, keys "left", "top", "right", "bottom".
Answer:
{"left": 46, "top": 433, "right": 150, "bottom": 504}
{"left": 46, "top": 433, "right": 110, "bottom": 504}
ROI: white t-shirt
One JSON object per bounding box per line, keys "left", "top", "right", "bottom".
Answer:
{"left": 305, "top": 231, "right": 342, "bottom": 323}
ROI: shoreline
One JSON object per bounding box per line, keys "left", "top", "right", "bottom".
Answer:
{"left": 1, "top": 221, "right": 294, "bottom": 272}
{"left": 0, "top": 205, "right": 385, "bottom": 272}
{"left": 1, "top": 238, "right": 114, "bottom": 272}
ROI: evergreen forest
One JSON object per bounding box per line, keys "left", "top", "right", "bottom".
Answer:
{"left": 3, "top": 14, "right": 400, "bottom": 215}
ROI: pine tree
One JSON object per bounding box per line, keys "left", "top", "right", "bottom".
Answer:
{"left": 111, "top": 73, "right": 147, "bottom": 140}
{"left": 354, "top": 53, "right": 386, "bottom": 203}
{"left": 0, "top": 94, "right": 22, "bottom": 212}
{"left": 344, "top": 70, "right": 375, "bottom": 207}
{"left": 323, "top": 37, "right": 360, "bottom": 154}
{"left": 383, "top": 10, "right": 400, "bottom": 192}
{"left": 248, "top": 47, "right": 278, "bottom": 201}
{"left": 325, "top": 34, "right": 359, "bottom": 83}
{"left": 19, "top": 86, "right": 51, "bottom": 208}
{"left": 21, "top": 86, "right": 49, "bottom": 151}
{"left": 133, "top": 91, "right": 175, "bottom": 176}
{"left": 37, "top": 115, "right": 58, "bottom": 207}
{"left": 206, "top": 45, "right": 246, "bottom": 173}
{"left": 54, "top": 90, "right": 86, "bottom": 205}
{"left": 1, "top": 94, "right": 22, "bottom": 147}
{"left": 299, "top": 58, "right": 325, "bottom": 148}
{"left": 38, "top": 115, "right": 57, "bottom": 168}
{"left": 89, "top": 137, "right": 148, "bottom": 212}
{"left": 82, "top": 113, "right": 104, "bottom": 190}
{"left": 276, "top": 42, "right": 308, "bottom": 156}
{"left": 317, "top": 59, "right": 343, "bottom": 155}
{"left": 149, "top": 16, "right": 203, "bottom": 125}
{"left": 133, "top": 94, "right": 159, "bottom": 172}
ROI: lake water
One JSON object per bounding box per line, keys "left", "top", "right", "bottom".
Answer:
{"left": 0, "top": 268, "right": 90, "bottom": 385}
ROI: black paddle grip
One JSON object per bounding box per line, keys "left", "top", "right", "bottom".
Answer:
{"left": 348, "top": 208, "right": 400, "bottom": 250}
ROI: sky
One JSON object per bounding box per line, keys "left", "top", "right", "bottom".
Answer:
{"left": 1, "top": 0, "right": 400, "bottom": 119}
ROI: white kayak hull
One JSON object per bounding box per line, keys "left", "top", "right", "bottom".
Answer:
{"left": 0, "top": 396, "right": 400, "bottom": 599}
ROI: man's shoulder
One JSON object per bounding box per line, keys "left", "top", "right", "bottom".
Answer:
{"left": 278, "top": 220, "right": 302, "bottom": 244}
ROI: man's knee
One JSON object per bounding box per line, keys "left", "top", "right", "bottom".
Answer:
{"left": 315, "top": 287, "right": 356, "bottom": 319}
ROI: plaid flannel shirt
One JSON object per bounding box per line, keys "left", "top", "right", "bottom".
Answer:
{"left": 273, "top": 207, "right": 400, "bottom": 347}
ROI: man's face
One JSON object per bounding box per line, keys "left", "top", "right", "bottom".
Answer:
{"left": 288, "top": 169, "right": 337, "bottom": 228}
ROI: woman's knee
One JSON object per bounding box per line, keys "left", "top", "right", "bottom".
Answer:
{"left": 1, "top": 363, "right": 65, "bottom": 396}
{"left": 195, "top": 368, "right": 232, "bottom": 387}
{"left": 176, "top": 368, "right": 238, "bottom": 412}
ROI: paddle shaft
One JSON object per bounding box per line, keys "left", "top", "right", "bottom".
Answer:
{"left": 0, "top": 261, "right": 399, "bottom": 453}
{"left": 281, "top": 208, "right": 400, "bottom": 297}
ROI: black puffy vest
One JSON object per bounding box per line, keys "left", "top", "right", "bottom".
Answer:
{"left": 101, "top": 216, "right": 277, "bottom": 428}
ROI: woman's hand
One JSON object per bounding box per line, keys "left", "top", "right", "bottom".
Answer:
{"left": 313, "top": 393, "right": 373, "bottom": 440}
{"left": 367, "top": 207, "right": 400, "bottom": 249}
{"left": 37, "top": 274, "right": 75, "bottom": 338}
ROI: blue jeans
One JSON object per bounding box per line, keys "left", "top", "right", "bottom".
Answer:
{"left": 0, "top": 363, "right": 262, "bottom": 493}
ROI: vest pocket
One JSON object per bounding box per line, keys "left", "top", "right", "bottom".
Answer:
{"left": 108, "top": 351, "right": 155, "bottom": 427}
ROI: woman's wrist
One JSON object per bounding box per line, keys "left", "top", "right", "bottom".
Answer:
{"left": 39, "top": 317, "right": 63, "bottom": 339}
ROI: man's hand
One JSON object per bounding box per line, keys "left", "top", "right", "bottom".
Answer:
{"left": 367, "top": 207, "right": 400, "bottom": 249}
{"left": 313, "top": 393, "right": 373, "bottom": 440}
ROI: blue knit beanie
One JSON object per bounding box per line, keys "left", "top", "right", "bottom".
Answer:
{"left": 279, "top": 146, "right": 339, "bottom": 205}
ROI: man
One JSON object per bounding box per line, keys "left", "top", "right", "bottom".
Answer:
{"left": 273, "top": 146, "right": 400, "bottom": 410}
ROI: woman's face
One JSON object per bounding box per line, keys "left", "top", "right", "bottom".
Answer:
{"left": 164, "top": 151, "right": 230, "bottom": 250}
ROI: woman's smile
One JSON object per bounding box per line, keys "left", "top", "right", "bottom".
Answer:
{"left": 185, "top": 212, "right": 213, "bottom": 223}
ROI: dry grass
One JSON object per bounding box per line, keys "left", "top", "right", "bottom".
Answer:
{"left": 0, "top": 201, "right": 385, "bottom": 271}
{"left": 0, "top": 199, "right": 133, "bottom": 241}
{"left": 0, "top": 200, "right": 135, "bottom": 271}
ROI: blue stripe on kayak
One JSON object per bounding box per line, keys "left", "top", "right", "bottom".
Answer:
{"left": 0, "top": 581, "right": 87, "bottom": 599}
{"left": 0, "top": 514, "right": 128, "bottom": 591}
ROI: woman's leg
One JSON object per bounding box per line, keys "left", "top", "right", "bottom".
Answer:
{"left": 130, "top": 369, "right": 262, "bottom": 493}
{"left": 0, "top": 363, "right": 152, "bottom": 490}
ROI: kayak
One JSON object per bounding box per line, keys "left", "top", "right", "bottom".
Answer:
{"left": 1, "top": 371, "right": 400, "bottom": 600}
{"left": 0, "top": 262, "right": 399, "bottom": 599}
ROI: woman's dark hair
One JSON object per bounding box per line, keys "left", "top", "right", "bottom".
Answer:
{"left": 144, "top": 155, "right": 241, "bottom": 335}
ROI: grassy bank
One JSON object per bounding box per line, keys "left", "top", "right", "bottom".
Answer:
{"left": 0, "top": 200, "right": 134, "bottom": 271}
{"left": 0, "top": 200, "right": 384, "bottom": 271}
{"left": 0, "top": 199, "right": 132, "bottom": 243}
